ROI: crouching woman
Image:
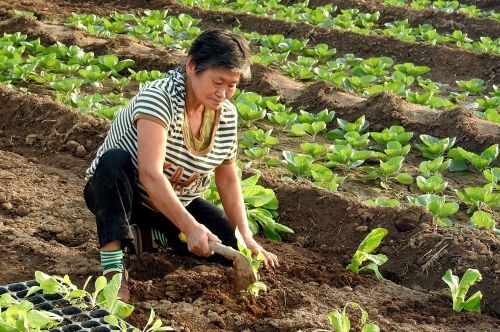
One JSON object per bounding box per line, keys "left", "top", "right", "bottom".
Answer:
{"left": 83, "top": 29, "right": 278, "bottom": 301}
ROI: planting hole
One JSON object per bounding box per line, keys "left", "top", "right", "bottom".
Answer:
{"left": 62, "top": 306, "right": 82, "bottom": 315}
{"left": 89, "top": 309, "right": 108, "bottom": 318}
{"left": 25, "top": 280, "right": 38, "bottom": 287}
{"left": 82, "top": 320, "right": 101, "bottom": 328}
{"left": 44, "top": 293, "right": 63, "bottom": 300}
{"left": 90, "top": 327, "right": 111, "bottom": 332}
{"left": 26, "top": 295, "right": 44, "bottom": 304}
{"left": 71, "top": 314, "right": 91, "bottom": 322}
{"left": 8, "top": 283, "right": 27, "bottom": 292}
{"left": 16, "top": 290, "right": 28, "bottom": 298}
{"left": 35, "top": 302, "right": 54, "bottom": 311}
{"left": 50, "top": 309, "right": 63, "bottom": 316}
{"left": 62, "top": 324, "right": 82, "bottom": 332}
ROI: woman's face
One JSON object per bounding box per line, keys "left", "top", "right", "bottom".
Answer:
{"left": 186, "top": 58, "right": 241, "bottom": 110}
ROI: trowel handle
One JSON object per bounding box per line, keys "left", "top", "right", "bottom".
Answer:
{"left": 209, "top": 241, "right": 239, "bottom": 260}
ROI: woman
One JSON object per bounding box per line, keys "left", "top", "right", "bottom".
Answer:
{"left": 83, "top": 29, "right": 278, "bottom": 300}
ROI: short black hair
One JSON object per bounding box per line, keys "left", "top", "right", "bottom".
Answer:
{"left": 188, "top": 29, "right": 251, "bottom": 79}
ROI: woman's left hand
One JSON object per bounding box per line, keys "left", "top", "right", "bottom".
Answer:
{"left": 244, "top": 236, "right": 279, "bottom": 268}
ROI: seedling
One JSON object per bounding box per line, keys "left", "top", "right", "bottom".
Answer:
{"left": 456, "top": 184, "right": 500, "bottom": 213}
{"left": 310, "top": 163, "right": 346, "bottom": 192}
{"left": 290, "top": 121, "right": 326, "bottom": 141}
{"left": 416, "top": 135, "right": 456, "bottom": 159}
{"left": 442, "top": 269, "right": 482, "bottom": 313}
{"left": 236, "top": 100, "right": 266, "bottom": 126}
{"left": 449, "top": 144, "right": 499, "bottom": 172}
{"left": 346, "top": 228, "right": 388, "bottom": 280}
{"left": 282, "top": 151, "right": 315, "bottom": 178}
{"left": 408, "top": 194, "right": 458, "bottom": 227}
{"left": 204, "top": 171, "right": 293, "bottom": 241}
{"left": 240, "top": 129, "right": 279, "bottom": 149}
{"left": 335, "top": 132, "right": 370, "bottom": 148}
{"left": 362, "top": 156, "right": 413, "bottom": 189}
{"left": 366, "top": 198, "right": 401, "bottom": 208}
{"left": 244, "top": 146, "right": 270, "bottom": 161}
{"left": 300, "top": 142, "right": 328, "bottom": 159}
{"left": 337, "top": 116, "right": 369, "bottom": 133}
{"left": 393, "top": 62, "right": 430, "bottom": 76}
{"left": 311, "top": 302, "right": 380, "bottom": 332}
{"left": 325, "top": 145, "right": 374, "bottom": 169}
{"left": 0, "top": 295, "right": 63, "bottom": 331}
{"left": 416, "top": 175, "right": 448, "bottom": 193}
{"left": 267, "top": 111, "right": 297, "bottom": 130}
{"left": 483, "top": 168, "right": 500, "bottom": 189}
{"left": 105, "top": 308, "right": 173, "bottom": 331}
{"left": 470, "top": 211, "right": 499, "bottom": 234}
{"left": 419, "top": 156, "right": 451, "bottom": 177}
{"left": 370, "top": 125, "right": 413, "bottom": 145}
{"left": 383, "top": 141, "right": 411, "bottom": 158}
{"left": 237, "top": 243, "right": 267, "bottom": 296}
{"left": 456, "top": 78, "right": 485, "bottom": 95}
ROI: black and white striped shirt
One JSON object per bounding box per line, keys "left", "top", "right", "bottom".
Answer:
{"left": 85, "top": 67, "right": 238, "bottom": 207}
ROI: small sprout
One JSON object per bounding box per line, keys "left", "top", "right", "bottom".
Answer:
{"left": 416, "top": 135, "right": 456, "bottom": 159}
{"left": 416, "top": 175, "right": 448, "bottom": 193}
{"left": 408, "top": 194, "right": 458, "bottom": 227}
{"left": 470, "top": 211, "right": 499, "bottom": 234}
{"left": 346, "top": 228, "right": 388, "bottom": 279}
{"left": 366, "top": 198, "right": 401, "bottom": 208}
{"left": 442, "top": 269, "right": 482, "bottom": 313}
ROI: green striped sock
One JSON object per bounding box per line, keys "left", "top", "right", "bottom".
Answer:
{"left": 152, "top": 229, "right": 170, "bottom": 249}
{"left": 100, "top": 249, "right": 124, "bottom": 275}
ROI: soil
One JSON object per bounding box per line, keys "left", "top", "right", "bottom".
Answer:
{"left": 0, "top": 1, "right": 499, "bottom": 331}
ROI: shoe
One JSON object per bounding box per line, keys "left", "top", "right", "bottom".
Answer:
{"left": 104, "top": 270, "right": 130, "bottom": 302}
{"left": 128, "top": 224, "right": 154, "bottom": 255}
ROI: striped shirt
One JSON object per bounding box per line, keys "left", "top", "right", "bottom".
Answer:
{"left": 85, "top": 67, "right": 238, "bottom": 207}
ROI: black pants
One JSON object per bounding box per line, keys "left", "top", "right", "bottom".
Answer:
{"left": 83, "top": 148, "right": 238, "bottom": 263}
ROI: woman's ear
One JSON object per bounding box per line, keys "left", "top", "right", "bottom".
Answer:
{"left": 186, "top": 56, "right": 196, "bottom": 76}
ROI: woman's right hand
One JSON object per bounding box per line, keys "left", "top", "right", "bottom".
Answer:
{"left": 184, "top": 222, "right": 221, "bottom": 257}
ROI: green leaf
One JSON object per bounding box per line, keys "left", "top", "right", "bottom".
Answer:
{"left": 395, "top": 173, "right": 413, "bottom": 185}
{"left": 470, "top": 211, "right": 496, "bottom": 231}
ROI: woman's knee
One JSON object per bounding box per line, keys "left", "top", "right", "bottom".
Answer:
{"left": 95, "top": 148, "right": 134, "bottom": 178}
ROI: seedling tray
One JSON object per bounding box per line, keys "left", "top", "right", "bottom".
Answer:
{"left": 0, "top": 280, "right": 136, "bottom": 331}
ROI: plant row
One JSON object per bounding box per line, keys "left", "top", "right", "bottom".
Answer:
{"left": 60, "top": 11, "right": 499, "bottom": 123}
{"left": 177, "top": 0, "right": 500, "bottom": 54}
{"left": 232, "top": 89, "right": 499, "bottom": 232}
{"left": 382, "top": 0, "right": 499, "bottom": 20}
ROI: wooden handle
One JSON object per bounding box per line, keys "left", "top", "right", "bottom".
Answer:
{"left": 179, "top": 233, "right": 238, "bottom": 261}
{"left": 209, "top": 241, "right": 239, "bottom": 261}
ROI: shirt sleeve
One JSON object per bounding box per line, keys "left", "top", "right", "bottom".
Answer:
{"left": 222, "top": 102, "right": 238, "bottom": 165}
{"left": 131, "top": 86, "right": 173, "bottom": 129}
{"left": 222, "top": 137, "right": 238, "bottom": 165}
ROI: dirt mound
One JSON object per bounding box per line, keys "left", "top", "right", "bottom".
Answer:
{"left": 253, "top": 171, "right": 500, "bottom": 317}
{"left": 289, "top": 82, "right": 500, "bottom": 152}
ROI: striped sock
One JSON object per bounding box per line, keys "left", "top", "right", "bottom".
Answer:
{"left": 100, "top": 249, "right": 124, "bottom": 275}
{"left": 152, "top": 229, "right": 170, "bottom": 249}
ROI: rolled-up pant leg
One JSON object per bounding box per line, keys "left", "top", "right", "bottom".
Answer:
{"left": 83, "top": 148, "right": 136, "bottom": 248}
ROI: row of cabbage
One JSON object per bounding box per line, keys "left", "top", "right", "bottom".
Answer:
{"left": 59, "top": 11, "right": 499, "bottom": 124}
{"left": 382, "top": 0, "right": 499, "bottom": 20}
{"left": 233, "top": 89, "right": 499, "bottom": 233}
{"left": 177, "top": 0, "right": 500, "bottom": 54}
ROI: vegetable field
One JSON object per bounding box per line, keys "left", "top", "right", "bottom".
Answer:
{"left": 0, "top": 0, "right": 499, "bottom": 331}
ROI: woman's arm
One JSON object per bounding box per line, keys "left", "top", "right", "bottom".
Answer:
{"left": 137, "top": 119, "right": 220, "bottom": 257}
{"left": 214, "top": 162, "right": 279, "bottom": 267}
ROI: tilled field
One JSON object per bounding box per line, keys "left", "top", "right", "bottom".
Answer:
{"left": 0, "top": 0, "right": 499, "bottom": 331}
